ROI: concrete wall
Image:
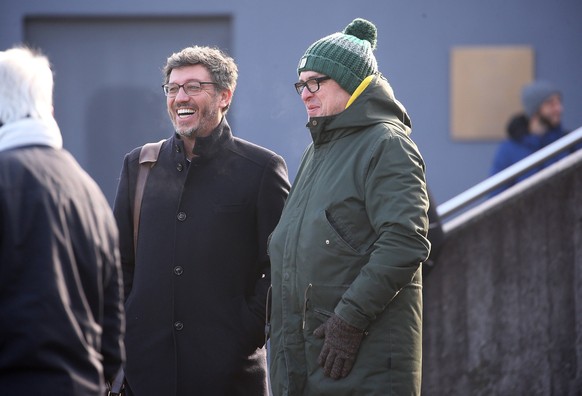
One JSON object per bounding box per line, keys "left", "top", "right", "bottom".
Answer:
{"left": 423, "top": 150, "right": 582, "bottom": 395}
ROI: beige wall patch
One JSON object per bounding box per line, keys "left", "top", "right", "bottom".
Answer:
{"left": 450, "top": 46, "right": 533, "bottom": 141}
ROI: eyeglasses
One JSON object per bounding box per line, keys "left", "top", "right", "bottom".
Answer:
{"left": 294, "top": 76, "right": 331, "bottom": 95}
{"left": 162, "top": 81, "right": 218, "bottom": 97}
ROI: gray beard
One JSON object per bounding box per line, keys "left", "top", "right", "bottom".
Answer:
{"left": 174, "top": 106, "right": 218, "bottom": 139}
{"left": 177, "top": 127, "right": 197, "bottom": 138}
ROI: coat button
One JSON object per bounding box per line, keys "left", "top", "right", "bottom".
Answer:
{"left": 283, "top": 272, "right": 290, "bottom": 281}
{"left": 177, "top": 163, "right": 183, "bottom": 172}
{"left": 175, "top": 145, "right": 181, "bottom": 153}
{"left": 174, "top": 321, "right": 184, "bottom": 331}
{"left": 311, "top": 120, "right": 318, "bottom": 126}
{"left": 174, "top": 266, "right": 183, "bottom": 275}
{"left": 177, "top": 212, "right": 187, "bottom": 221}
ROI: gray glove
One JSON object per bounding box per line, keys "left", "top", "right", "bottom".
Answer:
{"left": 313, "top": 314, "right": 365, "bottom": 379}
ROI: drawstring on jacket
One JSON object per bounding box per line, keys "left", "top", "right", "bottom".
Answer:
{"left": 302, "top": 283, "right": 313, "bottom": 330}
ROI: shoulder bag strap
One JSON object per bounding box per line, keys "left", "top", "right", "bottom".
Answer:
{"left": 110, "top": 139, "right": 164, "bottom": 395}
{"left": 132, "top": 139, "right": 165, "bottom": 256}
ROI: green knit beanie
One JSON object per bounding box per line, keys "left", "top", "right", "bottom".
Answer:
{"left": 297, "top": 18, "right": 378, "bottom": 95}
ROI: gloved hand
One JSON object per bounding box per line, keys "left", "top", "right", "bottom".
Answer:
{"left": 313, "top": 314, "right": 365, "bottom": 379}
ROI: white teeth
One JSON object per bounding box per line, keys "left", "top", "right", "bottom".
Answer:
{"left": 177, "top": 109, "right": 195, "bottom": 117}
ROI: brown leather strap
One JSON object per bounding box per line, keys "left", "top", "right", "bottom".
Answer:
{"left": 132, "top": 139, "right": 165, "bottom": 256}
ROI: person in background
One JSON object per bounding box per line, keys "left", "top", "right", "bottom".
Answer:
{"left": 0, "top": 46, "right": 125, "bottom": 396}
{"left": 113, "top": 45, "right": 290, "bottom": 396}
{"left": 268, "top": 18, "right": 430, "bottom": 395}
{"left": 490, "top": 80, "right": 573, "bottom": 195}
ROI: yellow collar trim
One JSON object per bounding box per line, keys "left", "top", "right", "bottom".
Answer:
{"left": 345, "top": 75, "right": 374, "bottom": 109}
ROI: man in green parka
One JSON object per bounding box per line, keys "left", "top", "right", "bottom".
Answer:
{"left": 268, "top": 18, "right": 430, "bottom": 395}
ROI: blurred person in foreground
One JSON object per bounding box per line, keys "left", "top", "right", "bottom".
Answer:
{"left": 490, "top": 80, "right": 577, "bottom": 195}
{"left": 0, "top": 46, "right": 124, "bottom": 395}
{"left": 113, "top": 45, "right": 289, "bottom": 395}
{"left": 268, "top": 18, "right": 430, "bottom": 395}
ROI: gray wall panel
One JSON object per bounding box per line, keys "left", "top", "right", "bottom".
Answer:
{"left": 1, "top": 1, "right": 581, "bottom": 207}
{"left": 24, "top": 16, "right": 231, "bottom": 202}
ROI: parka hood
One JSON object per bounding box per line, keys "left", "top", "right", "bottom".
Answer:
{"left": 307, "top": 74, "right": 412, "bottom": 146}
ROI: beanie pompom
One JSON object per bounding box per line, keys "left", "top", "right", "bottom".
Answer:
{"left": 343, "top": 18, "right": 377, "bottom": 50}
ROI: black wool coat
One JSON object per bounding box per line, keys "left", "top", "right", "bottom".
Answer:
{"left": 113, "top": 119, "right": 290, "bottom": 396}
{"left": 0, "top": 146, "right": 124, "bottom": 395}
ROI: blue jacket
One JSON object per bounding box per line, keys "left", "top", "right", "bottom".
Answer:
{"left": 490, "top": 115, "right": 571, "bottom": 195}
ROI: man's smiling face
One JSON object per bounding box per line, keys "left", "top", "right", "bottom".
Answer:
{"left": 166, "top": 64, "right": 229, "bottom": 139}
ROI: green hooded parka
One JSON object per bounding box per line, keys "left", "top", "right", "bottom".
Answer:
{"left": 268, "top": 74, "right": 430, "bottom": 396}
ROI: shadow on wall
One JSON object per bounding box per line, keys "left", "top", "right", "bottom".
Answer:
{"left": 86, "top": 85, "right": 170, "bottom": 204}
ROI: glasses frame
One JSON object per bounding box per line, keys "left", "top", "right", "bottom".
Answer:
{"left": 162, "top": 81, "right": 219, "bottom": 97}
{"left": 294, "top": 76, "right": 331, "bottom": 95}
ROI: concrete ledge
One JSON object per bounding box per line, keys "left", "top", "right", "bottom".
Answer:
{"left": 423, "top": 150, "right": 582, "bottom": 395}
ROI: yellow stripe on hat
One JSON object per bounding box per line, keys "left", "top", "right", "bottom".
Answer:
{"left": 345, "top": 75, "right": 374, "bottom": 109}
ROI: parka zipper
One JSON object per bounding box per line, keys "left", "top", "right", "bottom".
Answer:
{"left": 265, "top": 284, "right": 272, "bottom": 346}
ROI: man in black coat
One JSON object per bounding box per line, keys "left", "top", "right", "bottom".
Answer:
{"left": 113, "top": 45, "right": 290, "bottom": 395}
{"left": 0, "top": 46, "right": 125, "bottom": 396}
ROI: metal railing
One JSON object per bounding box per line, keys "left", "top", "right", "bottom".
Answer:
{"left": 437, "top": 125, "right": 582, "bottom": 220}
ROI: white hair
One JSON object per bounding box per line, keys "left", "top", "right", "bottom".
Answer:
{"left": 0, "top": 46, "right": 54, "bottom": 125}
